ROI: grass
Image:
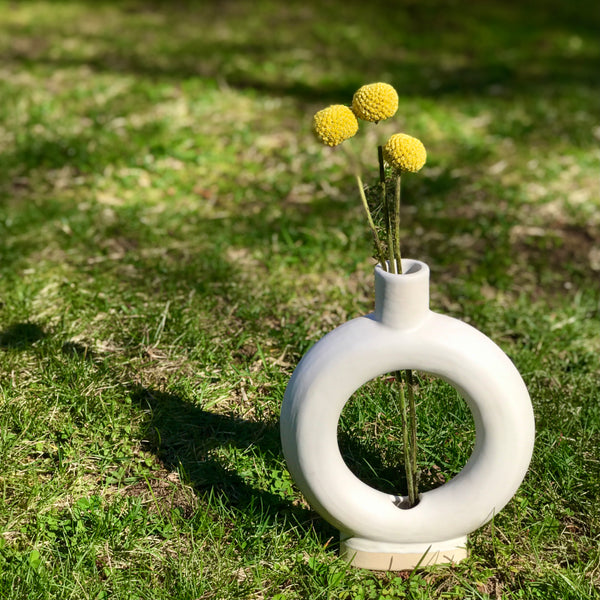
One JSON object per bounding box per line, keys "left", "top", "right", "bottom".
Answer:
{"left": 339, "top": 373, "right": 475, "bottom": 497}
{"left": 0, "top": 0, "right": 599, "bottom": 598}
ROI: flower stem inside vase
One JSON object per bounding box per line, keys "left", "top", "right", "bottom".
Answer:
{"left": 395, "top": 368, "right": 419, "bottom": 507}
{"left": 355, "top": 149, "right": 422, "bottom": 508}
{"left": 338, "top": 372, "right": 475, "bottom": 506}
{"left": 377, "top": 146, "right": 419, "bottom": 508}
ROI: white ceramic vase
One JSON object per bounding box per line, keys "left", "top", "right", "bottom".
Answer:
{"left": 280, "top": 259, "right": 535, "bottom": 570}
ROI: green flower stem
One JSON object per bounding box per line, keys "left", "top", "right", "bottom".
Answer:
{"left": 356, "top": 175, "right": 387, "bottom": 270}
{"left": 394, "top": 174, "right": 403, "bottom": 274}
{"left": 387, "top": 192, "right": 396, "bottom": 274}
{"left": 393, "top": 173, "right": 418, "bottom": 503}
{"left": 395, "top": 370, "right": 416, "bottom": 505}
{"left": 376, "top": 153, "right": 419, "bottom": 506}
{"left": 378, "top": 145, "right": 395, "bottom": 273}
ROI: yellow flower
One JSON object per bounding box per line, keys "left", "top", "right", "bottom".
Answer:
{"left": 312, "top": 105, "right": 359, "bottom": 147}
{"left": 383, "top": 133, "right": 427, "bottom": 173}
{"left": 352, "top": 82, "right": 398, "bottom": 122}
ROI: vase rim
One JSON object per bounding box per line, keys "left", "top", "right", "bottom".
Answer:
{"left": 375, "top": 259, "right": 429, "bottom": 277}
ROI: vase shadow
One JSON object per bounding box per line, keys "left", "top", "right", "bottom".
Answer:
{"left": 129, "top": 386, "right": 336, "bottom": 544}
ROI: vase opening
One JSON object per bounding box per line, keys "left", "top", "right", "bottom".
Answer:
{"left": 402, "top": 261, "right": 422, "bottom": 275}
{"left": 377, "top": 259, "right": 424, "bottom": 276}
{"left": 392, "top": 495, "right": 421, "bottom": 510}
{"left": 337, "top": 371, "right": 475, "bottom": 502}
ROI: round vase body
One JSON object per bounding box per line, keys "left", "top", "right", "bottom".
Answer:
{"left": 280, "top": 260, "right": 535, "bottom": 569}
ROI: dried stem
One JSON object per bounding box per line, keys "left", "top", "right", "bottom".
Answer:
{"left": 378, "top": 146, "right": 396, "bottom": 273}
{"left": 356, "top": 175, "right": 387, "bottom": 270}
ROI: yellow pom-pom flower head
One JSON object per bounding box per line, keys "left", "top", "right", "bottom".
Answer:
{"left": 383, "top": 133, "right": 427, "bottom": 173}
{"left": 312, "top": 105, "right": 359, "bottom": 147}
{"left": 352, "top": 82, "right": 399, "bottom": 123}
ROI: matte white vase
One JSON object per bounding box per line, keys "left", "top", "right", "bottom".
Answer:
{"left": 280, "top": 259, "right": 535, "bottom": 570}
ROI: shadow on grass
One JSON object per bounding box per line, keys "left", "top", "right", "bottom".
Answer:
{"left": 4, "top": 0, "right": 600, "bottom": 103}
{"left": 1, "top": 0, "right": 598, "bottom": 292}
{"left": 130, "top": 386, "right": 336, "bottom": 542}
{"left": 338, "top": 430, "right": 412, "bottom": 498}
{"left": 61, "top": 340, "right": 97, "bottom": 361}
{"left": 130, "top": 384, "right": 456, "bottom": 530}
{"left": 0, "top": 322, "right": 45, "bottom": 349}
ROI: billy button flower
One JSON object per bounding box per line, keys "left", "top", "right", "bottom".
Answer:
{"left": 352, "top": 82, "right": 398, "bottom": 123}
{"left": 312, "top": 105, "right": 359, "bottom": 147}
{"left": 383, "top": 133, "right": 427, "bottom": 173}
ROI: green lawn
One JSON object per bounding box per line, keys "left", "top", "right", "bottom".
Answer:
{"left": 0, "top": 1, "right": 599, "bottom": 598}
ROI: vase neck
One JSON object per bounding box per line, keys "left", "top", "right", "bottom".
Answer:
{"left": 374, "top": 260, "right": 430, "bottom": 329}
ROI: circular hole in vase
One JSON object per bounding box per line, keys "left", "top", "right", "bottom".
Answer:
{"left": 337, "top": 372, "right": 475, "bottom": 506}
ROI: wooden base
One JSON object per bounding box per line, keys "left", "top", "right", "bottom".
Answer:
{"left": 340, "top": 535, "right": 468, "bottom": 571}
